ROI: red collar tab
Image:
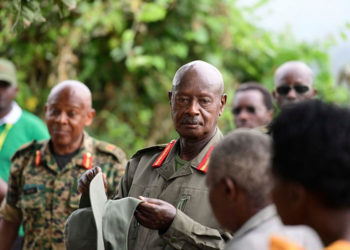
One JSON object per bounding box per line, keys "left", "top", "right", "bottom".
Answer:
{"left": 35, "top": 150, "right": 41, "bottom": 167}
{"left": 152, "top": 139, "right": 176, "bottom": 168}
{"left": 196, "top": 145, "right": 215, "bottom": 173}
{"left": 83, "top": 152, "right": 93, "bottom": 170}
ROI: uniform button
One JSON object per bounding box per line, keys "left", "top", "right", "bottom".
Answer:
{"left": 170, "top": 237, "right": 177, "bottom": 243}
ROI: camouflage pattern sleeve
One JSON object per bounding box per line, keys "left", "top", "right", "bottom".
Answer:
{"left": 0, "top": 142, "right": 37, "bottom": 222}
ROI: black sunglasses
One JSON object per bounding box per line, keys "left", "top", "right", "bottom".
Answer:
{"left": 232, "top": 106, "right": 255, "bottom": 115}
{"left": 276, "top": 85, "right": 309, "bottom": 95}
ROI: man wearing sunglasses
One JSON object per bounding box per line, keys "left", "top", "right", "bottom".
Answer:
{"left": 273, "top": 61, "right": 317, "bottom": 108}
{"left": 232, "top": 83, "right": 274, "bottom": 129}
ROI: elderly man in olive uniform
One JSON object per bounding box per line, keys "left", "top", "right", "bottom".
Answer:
{"left": 0, "top": 80, "right": 126, "bottom": 249}
{"left": 273, "top": 61, "right": 317, "bottom": 109}
{"left": 78, "top": 60, "right": 229, "bottom": 249}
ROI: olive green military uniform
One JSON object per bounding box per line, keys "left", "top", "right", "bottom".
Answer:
{"left": 0, "top": 132, "right": 126, "bottom": 250}
{"left": 116, "top": 128, "right": 229, "bottom": 250}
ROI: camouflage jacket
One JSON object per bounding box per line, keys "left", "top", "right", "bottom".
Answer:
{"left": 0, "top": 132, "right": 126, "bottom": 250}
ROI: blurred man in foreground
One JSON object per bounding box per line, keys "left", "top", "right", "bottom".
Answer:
{"left": 0, "top": 80, "right": 126, "bottom": 249}
{"left": 273, "top": 61, "right": 316, "bottom": 108}
{"left": 232, "top": 82, "right": 274, "bottom": 129}
{"left": 206, "top": 129, "right": 323, "bottom": 250}
{"left": 271, "top": 100, "right": 350, "bottom": 249}
{"left": 77, "top": 60, "right": 230, "bottom": 249}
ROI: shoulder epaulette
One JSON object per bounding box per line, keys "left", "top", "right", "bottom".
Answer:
{"left": 152, "top": 140, "right": 176, "bottom": 167}
{"left": 130, "top": 143, "right": 168, "bottom": 160}
{"left": 96, "top": 141, "right": 126, "bottom": 163}
{"left": 11, "top": 140, "right": 43, "bottom": 161}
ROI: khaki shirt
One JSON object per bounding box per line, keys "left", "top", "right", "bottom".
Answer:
{"left": 0, "top": 132, "right": 126, "bottom": 250}
{"left": 117, "top": 128, "right": 230, "bottom": 249}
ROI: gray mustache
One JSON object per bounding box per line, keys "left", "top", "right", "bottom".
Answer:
{"left": 182, "top": 117, "right": 200, "bottom": 124}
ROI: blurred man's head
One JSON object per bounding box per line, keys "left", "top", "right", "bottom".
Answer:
{"left": 273, "top": 61, "right": 316, "bottom": 108}
{"left": 169, "top": 60, "right": 227, "bottom": 141}
{"left": 232, "top": 83, "right": 274, "bottom": 129}
{"left": 271, "top": 100, "right": 350, "bottom": 245}
{"left": 207, "top": 129, "right": 272, "bottom": 232}
{"left": 45, "top": 80, "right": 95, "bottom": 155}
{"left": 0, "top": 59, "right": 18, "bottom": 117}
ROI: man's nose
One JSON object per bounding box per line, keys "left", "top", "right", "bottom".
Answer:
{"left": 238, "top": 109, "right": 249, "bottom": 120}
{"left": 56, "top": 112, "right": 68, "bottom": 123}
{"left": 187, "top": 100, "right": 200, "bottom": 115}
{"left": 287, "top": 88, "right": 297, "bottom": 99}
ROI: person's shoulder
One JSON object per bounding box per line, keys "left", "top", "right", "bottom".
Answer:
{"left": 130, "top": 143, "right": 168, "bottom": 160}
{"left": 11, "top": 140, "right": 46, "bottom": 161}
{"left": 93, "top": 139, "right": 127, "bottom": 163}
{"left": 20, "top": 110, "right": 45, "bottom": 124}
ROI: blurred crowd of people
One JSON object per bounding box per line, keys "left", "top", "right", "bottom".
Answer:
{"left": 0, "top": 58, "right": 349, "bottom": 250}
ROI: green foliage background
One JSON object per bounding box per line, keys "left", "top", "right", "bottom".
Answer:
{"left": 0, "top": 0, "right": 347, "bottom": 156}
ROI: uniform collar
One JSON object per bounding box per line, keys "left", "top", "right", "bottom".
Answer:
{"left": 0, "top": 102, "right": 22, "bottom": 125}
{"left": 159, "top": 128, "right": 223, "bottom": 175}
{"left": 37, "top": 131, "right": 95, "bottom": 172}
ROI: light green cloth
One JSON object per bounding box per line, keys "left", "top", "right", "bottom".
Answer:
{"left": 65, "top": 173, "right": 142, "bottom": 250}
{"left": 103, "top": 198, "right": 142, "bottom": 250}
{"left": 90, "top": 173, "right": 108, "bottom": 250}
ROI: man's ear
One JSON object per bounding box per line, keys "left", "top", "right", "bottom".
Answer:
{"left": 287, "top": 182, "right": 307, "bottom": 222}
{"left": 223, "top": 177, "right": 237, "bottom": 201}
{"left": 312, "top": 88, "right": 317, "bottom": 97}
{"left": 219, "top": 94, "right": 227, "bottom": 116}
{"left": 272, "top": 90, "right": 277, "bottom": 99}
{"left": 267, "top": 110, "right": 274, "bottom": 121}
{"left": 85, "top": 108, "right": 95, "bottom": 126}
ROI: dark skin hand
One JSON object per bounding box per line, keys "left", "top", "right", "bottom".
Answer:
{"left": 78, "top": 167, "right": 107, "bottom": 194}
{"left": 79, "top": 169, "right": 176, "bottom": 232}
{"left": 135, "top": 196, "right": 176, "bottom": 232}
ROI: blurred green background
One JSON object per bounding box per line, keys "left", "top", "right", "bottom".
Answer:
{"left": 0, "top": 0, "right": 348, "bottom": 156}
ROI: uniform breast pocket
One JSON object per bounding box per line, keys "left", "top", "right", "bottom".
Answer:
{"left": 176, "top": 187, "right": 216, "bottom": 227}
{"left": 18, "top": 184, "right": 46, "bottom": 211}
{"left": 18, "top": 184, "right": 46, "bottom": 232}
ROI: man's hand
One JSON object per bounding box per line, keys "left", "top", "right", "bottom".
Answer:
{"left": 134, "top": 196, "right": 176, "bottom": 232}
{"left": 0, "top": 178, "right": 7, "bottom": 203}
{"left": 78, "top": 167, "right": 107, "bottom": 194}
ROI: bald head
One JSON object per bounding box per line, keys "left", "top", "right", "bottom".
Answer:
{"left": 274, "top": 61, "right": 313, "bottom": 85}
{"left": 45, "top": 80, "right": 95, "bottom": 155}
{"left": 169, "top": 60, "right": 227, "bottom": 141}
{"left": 172, "top": 60, "right": 224, "bottom": 95}
{"left": 48, "top": 80, "right": 92, "bottom": 108}
{"left": 273, "top": 61, "right": 316, "bottom": 108}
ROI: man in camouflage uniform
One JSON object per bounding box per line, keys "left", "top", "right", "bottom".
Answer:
{"left": 78, "top": 60, "right": 230, "bottom": 249}
{"left": 0, "top": 80, "right": 126, "bottom": 249}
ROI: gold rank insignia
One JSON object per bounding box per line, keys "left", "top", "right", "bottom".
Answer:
{"left": 35, "top": 150, "right": 41, "bottom": 166}
{"left": 83, "top": 152, "right": 92, "bottom": 169}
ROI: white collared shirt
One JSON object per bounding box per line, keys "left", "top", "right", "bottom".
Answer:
{"left": 0, "top": 102, "right": 22, "bottom": 126}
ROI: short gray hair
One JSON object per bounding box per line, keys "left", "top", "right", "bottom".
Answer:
{"left": 207, "top": 129, "right": 272, "bottom": 207}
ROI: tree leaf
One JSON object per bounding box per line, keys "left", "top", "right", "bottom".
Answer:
{"left": 138, "top": 3, "right": 167, "bottom": 22}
